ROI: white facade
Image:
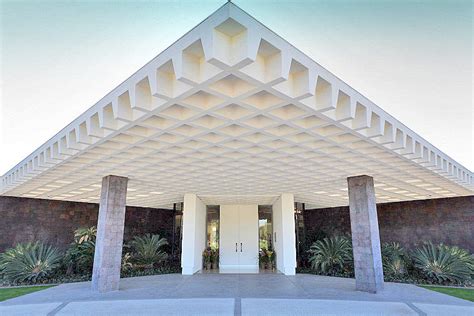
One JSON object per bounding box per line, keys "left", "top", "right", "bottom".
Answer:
{"left": 272, "top": 194, "right": 296, "bottom": 275}
{"left": 181, "top": 194, "right": 207, "bottom": 275}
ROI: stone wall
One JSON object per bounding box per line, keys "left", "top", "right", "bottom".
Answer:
{"left": 0, "top": 196, "right": 175, "bottom": 252}
{"left": 303, "top": 195, "right": 474, "bottom": 252}
{"left": 2, "top": 195, "right": 473, "bottom": 253}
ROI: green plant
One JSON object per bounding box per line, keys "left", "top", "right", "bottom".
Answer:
{"left": 299, "top": 229, "right": 328, "bottom": 268}
{"left": 411, "top": 243, "right": 472, "bottom": 284}
{"left": 121, "top": 252, "right": 133, "bottom": 273}
{"left": 73, "top": 226, "right": 97, "bottom": 244}
{"left": 420, "top": 285, "right": 474, "bottom": 302}
{"left": 266, "top": 249, "right": 275, "bottom": 266}
{"left": 259, "top": 249, "right": 269, "bottom": 266}
{"left": 307, "top": 236, "right": 353, "bottom": 275}
{"left": 210, "top": 249, "right": 219, "bottom": 263}
{"left": 64, "top": 226, "right": 97, "bottom": 274}
{"left": 202, "top": 248, "right": 212, "bottom": 264}
{"left": 129, "top": 234, "right": 168, "bottom": 267}
{"left": 442, "top": 245, "right": 474, "bottom": 278}
{"left": 0, "top": 285, "right": 55, "bottom": 302}
{"left": 382, "top": 242, "right": 409, "bottom": 278}
{"left": 259, "top": 248, "right": 275, "bottom": 268}
{"left": 0, "top": 242, "right": 62, "bottom": 283}
{"left": 0, "top": 243, "right": 32, "bottom": 272}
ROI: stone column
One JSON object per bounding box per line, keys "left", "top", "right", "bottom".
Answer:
{"left": 272, "top": 193, "right": 296, "bottom": 275}
{"left": 91, "top": 175, "right": 128, "bottom": 292}
{"left": 347, "top": 175, "right": 384, "bottom": 293}
{"left": 181, "top": 193, "right": 207, "bottom": 275}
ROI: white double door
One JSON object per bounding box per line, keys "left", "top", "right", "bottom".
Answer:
{"left": 219, "top": 205, "right": 259, "bottom": 273}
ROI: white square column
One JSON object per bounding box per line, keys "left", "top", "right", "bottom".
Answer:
{"left": 181, "top": 193, "right": 207, "bottom": 275}
{"left": 91, "top": 175, "right": 128, "bottom": 292}
{"left": 272, "top": 193, "right": 296, "bottom": 275}
{"left": 347, "top": 175, "right": 384, "bottom": 293}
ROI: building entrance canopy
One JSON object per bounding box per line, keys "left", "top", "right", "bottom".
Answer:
{"left": 1, "top": 3, "right": 472, "bottom": 209}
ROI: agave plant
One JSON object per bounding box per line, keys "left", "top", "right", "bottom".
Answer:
{"left": 307, "top": 236, "right": 353, "bottom": 274}
{"left": 381, "top": 242, "right": 409, "bottom": 277}
{"left": 412, "top": 243, "right": 472, "bottom": 284}
{"left": 440, "top": 245, "right": 474, "bottom": 280}
{"left": 0, "top": 243, "right": 33, "bottom": 270}
{"left": 129, "top": 234, "right": 168, "bottom": 267}
{"left": 442, "top": 245, "right": 474, "bottom": 269}
{"left": 0, "top": 242, "right": 62, "bottom": 283}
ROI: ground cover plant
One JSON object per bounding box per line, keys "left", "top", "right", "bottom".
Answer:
{"left": 0, "top": 285, "right": 55, "bottom": 302}
{"left": 419, "top": 285, "right": 474, "bottom": 302}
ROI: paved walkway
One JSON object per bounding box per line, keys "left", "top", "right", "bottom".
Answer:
{"left": 1, "top": 273, "right": 472, "bottom": 315}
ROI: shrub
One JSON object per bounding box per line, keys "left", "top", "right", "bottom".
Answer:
{"left": 307, "top": 236, "right": 353, "bottom": 275}
{"left": 443, "top": 245, "right": 474, "bottom": 274}
{"left": 0, "top": 242, "right": 62, "bottom": 283}
{"left": 129, "top": 234, "right": 168, "bottom": 267}
{"left": 299, "top": 229, "right": 328, "bottom": 268}
{"left": 202, "top": 248, "right": 212, "bottom": 265}
{"left": 73, "top": 226, "right": 97, "bottom": 244}
{"left": 411, "top": 243, "right": 472, "bottom": 284}
{"left": 440, "top": 245, "right": 474, "bottom": 281}
{"left": 381, "top": 242, "right": 409, "bottom": 278}
{"left": 121, "top": 252, "right": 133, "bottom": 273}
{"left": 63, "top": 226, "right": 97, "bottom": 274}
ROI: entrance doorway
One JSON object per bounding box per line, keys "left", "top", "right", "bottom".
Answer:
{"left": 219, "top": 205, "right": 259, "bottom": 273}
{"left": 182, "top": 194, "right": 296, "bottom": 276}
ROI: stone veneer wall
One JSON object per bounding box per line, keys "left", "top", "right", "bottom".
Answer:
{"left": 2, "top": 195, "right": 473, "bottom": 253}
{"left": 303, "top": 195, "right": 474, "bottom": 252}
{"left": 0, "top": 196, "right": 174, "bottom": 252}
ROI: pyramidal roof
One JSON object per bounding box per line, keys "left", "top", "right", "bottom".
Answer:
{"left": 1, "top": 3, "right": 472, "bottom": 208}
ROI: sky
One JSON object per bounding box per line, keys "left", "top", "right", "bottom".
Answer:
{"left": 1, "top": 0, "right": 472, "bottom": 174}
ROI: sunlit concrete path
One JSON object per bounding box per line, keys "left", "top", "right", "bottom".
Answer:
{"left": 1, "top": 274, "right": 473, "bottom": 315}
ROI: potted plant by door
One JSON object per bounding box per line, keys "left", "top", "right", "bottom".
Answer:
{"left": 265, "top": 249, "right": 274, "bottom": 270}
{"left": 269, "top": 251, "right": 276, "bottom": 271}
{"left": 202, "top": 248, "right": 212, "bottom": 270}
{"left": 211, "top": 249, "right": 219, "bottom": 270}
{"left": 259, "top": 249, "right": 268, "bottom": 269}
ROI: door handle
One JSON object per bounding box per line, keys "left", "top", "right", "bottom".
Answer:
{"left": 240, "top": 242, "right": 242, "bottom": 252}
{"left": 235, "top": 243, "right": 238, "bottom": 252}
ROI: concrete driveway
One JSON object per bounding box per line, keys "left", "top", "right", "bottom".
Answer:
{"left": 1, "top": 273, "right": 473, "bottom": 315}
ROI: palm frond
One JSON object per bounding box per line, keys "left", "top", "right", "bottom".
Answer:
{"left": 129, "top": 234, "right": 168, "bottom": 266}
{"left": 381, "top": 242, "right": 409, "bottom": 277}
{"left": 307, "top": 236, "right": 353, "bottom": 274}
{"left": 412, "top": 242, "right": 471, "bottom": 284}
{"left": 0, "top": 242, "right": 62, "bottom": 283}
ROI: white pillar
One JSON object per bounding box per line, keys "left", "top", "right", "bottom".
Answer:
{"left": 272, "top": 193, "right": 296, "bottom": 275}
{"left": 181, "top": 193, "right": 207, "bottom": 275}
{"left": 92, "top": 175, "right": 128, "bottom": 292}
{"left": 348, "top": 175, "right": 384, "bottom": 293}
